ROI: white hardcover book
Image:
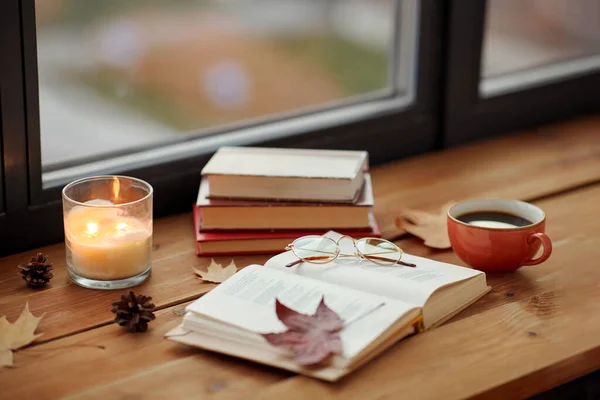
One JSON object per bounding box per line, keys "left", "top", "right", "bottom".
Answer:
{"left": 201, "top": 147, "right": 369, "bottom": 202}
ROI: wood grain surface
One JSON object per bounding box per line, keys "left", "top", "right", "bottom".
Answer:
{"left": 4, "top": 180, "right": 599, "bottom": 400}
{"left": 1, "top": 116, "right": 600, "bottom": 399}
{"left": 246, "top": 184, "right": 600, "bottom": 400}
{"left": 374, "top": 117, "right": 600, "bottom": 239}
{"left": 0, "top": 301, "right": 289, "bottom": 400}
{"left": 0, "top": 215, "right": 271, "bottom": 342}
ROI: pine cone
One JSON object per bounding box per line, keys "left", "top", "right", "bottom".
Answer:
{"left": 111, "top": 291, "right": 156, "bottom": 333}
{"left": 18, "top": 253, "right": 54, "bottom": 288}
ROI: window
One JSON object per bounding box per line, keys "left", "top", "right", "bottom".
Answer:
{"left": 37, "top": 0, "right": 398, "bottom": 171}
{"left": 443, "top": 0, "right": 600, "bottom": 146}
{"left": 1, "top": 0, "right": 442, "bottom": 253}
{"left": 481, "top": 0, "right": 600, "bottom": 96}
{"left": 31, "top": 0, "right": 436, "bottom": 188}
{"left": 0, "top": 0, "right": 597, "bottom": 255}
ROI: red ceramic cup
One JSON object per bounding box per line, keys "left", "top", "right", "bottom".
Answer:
{"left": 447, "top": 199, "right": 552, "bottom": 272}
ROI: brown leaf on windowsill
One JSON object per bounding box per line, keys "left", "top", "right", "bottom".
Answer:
{"left": 0, "top": 302, "right": 44, "bottom": 367}
{"left": 381, "top": 216, "right": 408, "bottom": 241}
{"left": 395, "top": 202, "right": 456, "bottom": 249}
{"left": 193, "top": 259, "right": 238, "bottom": 283}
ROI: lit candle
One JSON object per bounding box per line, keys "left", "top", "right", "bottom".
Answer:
{"left": 63, "top": 176, "right": 153, "bottom": 288}
{"left": 65, "top": 204, "right": 151, "bottom": 280}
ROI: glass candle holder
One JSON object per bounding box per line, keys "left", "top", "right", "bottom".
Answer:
{"left": 62, "top": 176, "right": 153, "bottom": 289}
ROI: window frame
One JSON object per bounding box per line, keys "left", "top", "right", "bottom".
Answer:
{"left": 0, "top": 0, "right": 444, "bottom": 255}
{"left": 443, "top": 0, "right": 600, "bottom": 147}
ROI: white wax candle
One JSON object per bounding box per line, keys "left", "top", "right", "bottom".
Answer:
{"left": 65, "top": 200, "right": 152, "bottom": 280}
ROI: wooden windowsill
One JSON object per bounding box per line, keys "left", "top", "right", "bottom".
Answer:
{"left": 1, "top": 116, "right": 600, "bottom": 399}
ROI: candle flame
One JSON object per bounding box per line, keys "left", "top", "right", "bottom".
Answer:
{"left": 113, "top": 177, "right": 120, "bottom": 202}
{"left": 86, "top": 222, "right": 99, "bottom": 236}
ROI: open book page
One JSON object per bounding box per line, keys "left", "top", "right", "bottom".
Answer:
{"left": 185, "top": 264, "right": 419, "bottom": 360}
{"left": 166, "top": 321, "right": 415, "bottom": 382}
{"left": 263, "top": 233, "right": 483, "bottom": 308}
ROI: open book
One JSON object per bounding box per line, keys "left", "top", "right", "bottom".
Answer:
{"left": 166, "top": 233, "right": 490, "bottom": 381}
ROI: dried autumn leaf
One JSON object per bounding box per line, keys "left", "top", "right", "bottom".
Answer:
{"left": 262, "top": 298, "right": 343, "bottom": 366}
{"left": 395, "top": 202, "right": 456, "bottom": 249}
{"left": 0, "top": 346, "right": 12, "bottom": 367}
{"left": 381, "top": 216, "right": 407, "bottom": 241}
{"left": 193, "top": 259, "right": 237, "bottom": 283}
{"left": 0, "top": 302, "right": 44, "bottom": 367}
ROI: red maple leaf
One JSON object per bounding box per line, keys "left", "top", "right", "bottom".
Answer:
{"left": 262, "top": 297, "right": 344, "bottom": 366}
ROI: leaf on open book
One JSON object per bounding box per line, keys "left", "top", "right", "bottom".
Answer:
{"left": 0, "top": 302, "right": 44, "bottom": 367}
{"left": 193, "top": 259, "right": 238, "bottom": 283}
{"left": 262, "top": 298, "right": 343, "bottom": 366}
{"left": 395, "top": 202, "right": 455, "bottom": 249}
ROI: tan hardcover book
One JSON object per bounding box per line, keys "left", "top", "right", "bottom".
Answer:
{"left": 196, "top": 174, "right": 374, "bottom": 230}
{"left": 167, "top": 232, "right": 490, "bottom": 381}
{"left": 201, "top": 147, "right": 369, "bottom": 202}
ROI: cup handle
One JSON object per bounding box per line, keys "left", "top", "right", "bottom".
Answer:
{"left": 523, "top": 232, "right": 553, "bottom": 266}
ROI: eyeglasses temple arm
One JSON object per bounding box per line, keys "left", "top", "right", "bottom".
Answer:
{"left": 397, "top": 260, "right": 417, "bottom": 267}
{"left": 285, "top": 259, "right": 303, "bottom": 268}
{"left": 363, "top": 254, "right": 416, "bottom": 267}
{"left": 285, "top": 255, "right": 333, "bottom": 268}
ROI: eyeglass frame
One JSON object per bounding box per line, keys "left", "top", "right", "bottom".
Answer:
{"left": 284, "top": 235, "right": 417, "bottom": 268}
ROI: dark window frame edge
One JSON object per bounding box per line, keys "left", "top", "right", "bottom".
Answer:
{"left": 443, "top": 0, "right": 600, "bottom": 147}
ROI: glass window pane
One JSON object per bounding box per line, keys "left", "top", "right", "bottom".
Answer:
{"left": 36, "top": 0, "right": 396, "bottom": 169}
{"left": 481, "top": 0, "right": 600, "bottom": 93}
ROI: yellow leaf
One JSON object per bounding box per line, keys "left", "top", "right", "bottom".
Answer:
{"left": 0, "top": 302, "right": 44, "bottom": 367}
{"left": 395, "top": 202, "right": 456, "bottom": 249}
{"left": 193, "top": 259, "right": 238, "bottom": 283}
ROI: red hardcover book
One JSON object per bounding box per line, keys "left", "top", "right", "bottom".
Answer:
{"left": 193, "top": 206, "right": 381, "bottom": 256}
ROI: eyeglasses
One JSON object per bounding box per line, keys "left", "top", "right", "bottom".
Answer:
{"left": 284, "top": 235, "right": 416, "bottom": 268}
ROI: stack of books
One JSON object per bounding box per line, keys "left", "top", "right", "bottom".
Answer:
{"left": 193, "top": 147, "right": 379, "bottom": 255}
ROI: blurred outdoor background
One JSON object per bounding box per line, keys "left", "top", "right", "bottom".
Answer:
{"left": 36, "top": 0, "right": 600, "bottom": 169}
{"left": 36, "top": 0, "right": 394, "bottom": 168}
{"left": 483, "top": 0, "right": 600, "bottom": 78}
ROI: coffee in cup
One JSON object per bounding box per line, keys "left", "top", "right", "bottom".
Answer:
{"left": 447, "top": 199, "right": 552, "bottom": 272}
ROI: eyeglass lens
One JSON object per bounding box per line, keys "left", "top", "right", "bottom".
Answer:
{"left": 355, "top": 238, "right": 401, "bottom": 266}
{"left": 292, "top": 236, "right": 338, "bottom": 264}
